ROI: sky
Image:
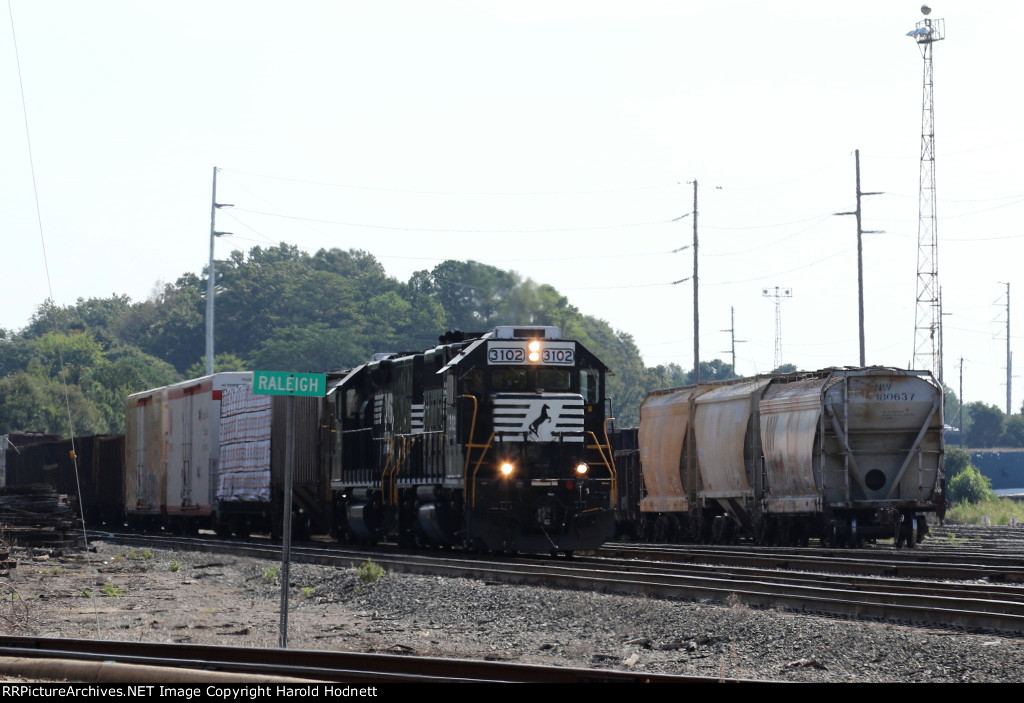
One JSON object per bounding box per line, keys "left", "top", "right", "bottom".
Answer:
{"left": 2, "top": 1, "right": 1022, "bottom": 416}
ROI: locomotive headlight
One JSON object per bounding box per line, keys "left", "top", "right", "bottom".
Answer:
{"left": 500, "top": 461, "right": 515, "bottom": 477}
{"left": 528, "top": 340, "right": 541, "bottom": 362}
{"left": 575, "top": 462, "right": 589, "bottom": 476}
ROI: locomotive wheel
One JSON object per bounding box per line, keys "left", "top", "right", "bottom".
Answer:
{"left": 215, "top": 520, "right": 232, "bottom": 539}
{"left": 824, "top": 524, "right": 838, "bottom": 548}
{"left": 295, "top": 513, "right": 312, "bottom": 542}
{"left": 233, "top": 516, "right": 250, "bottom": 539}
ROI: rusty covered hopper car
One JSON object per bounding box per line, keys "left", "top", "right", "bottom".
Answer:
{"left": 625, "top": 367, "right": 944, "bottom": 547}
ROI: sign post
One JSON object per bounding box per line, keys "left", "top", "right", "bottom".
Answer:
{"left": 252, "top": 371, "right": 326, "bottom": 649}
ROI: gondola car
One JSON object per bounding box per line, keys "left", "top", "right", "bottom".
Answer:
{"left": 326, "top": 326, "right": 617, "bottom": 554}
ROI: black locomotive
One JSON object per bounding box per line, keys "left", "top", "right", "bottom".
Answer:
{"left": 326, "top": 326, "right": 617, "bottom": 554}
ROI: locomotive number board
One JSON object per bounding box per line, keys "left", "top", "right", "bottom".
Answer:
{"left": 487, "top": 340, "right": 576, "bottom": 366}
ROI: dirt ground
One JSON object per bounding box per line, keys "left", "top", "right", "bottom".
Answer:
{"left": 0, "top": 540, "right": 379, "bottom": 651}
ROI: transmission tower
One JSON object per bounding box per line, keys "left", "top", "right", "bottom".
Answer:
{"left": 908, "top": 6, "right": 945, "bottom": 382}
{"left": 762, "top": 287, "right": 792, "bottom": 372}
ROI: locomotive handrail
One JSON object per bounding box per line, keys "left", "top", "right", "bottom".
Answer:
{"left": 382, "top": 434, "right": 409, "bottom": 506}
{"left": 585, "top": 418, "right": 618, "bottom": 506}
{"left": 457, "top": 393, "right": 500, "bottom": 508}
{"left": 378, "top": 436, "right": 397, "bottom": 501}
{"left": 459, "top": 394, "right": 480, "bottom": 481}
{"left": 603, "top": 417, "right": 618, "bottom": 496}
{"left": 585, "top": 433, "right": 617, "bottom": 509}
{"left": 467, "top": 433, "right": 497, "bottom": 508}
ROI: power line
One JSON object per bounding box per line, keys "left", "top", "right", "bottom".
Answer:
{"left": 231, "top": 206, "right": 683, "bottom": 234}
{"left": 221, "top": 167, "right": 682, "bottom": 197}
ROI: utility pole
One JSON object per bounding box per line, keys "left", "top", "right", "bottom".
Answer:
{"left": 206, "top": 167, "right": 232, "bottom": 376}
{"left": 1005, "top": 282, "right": 1012, "bottom": 415}
{"left": 692, "top": 180, "right": 700, "bottom": 383}
{"left": 720, "top": 306, "right": 746, "bottom": 375}
{"left": 834, "top": 149, "right": 883, "bottom": 367}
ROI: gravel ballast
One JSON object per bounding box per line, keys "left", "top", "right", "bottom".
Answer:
{"left": 3, "top": 541, "right": 1023, "bottom": 683}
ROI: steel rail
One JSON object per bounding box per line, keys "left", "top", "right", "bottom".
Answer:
{"left": 600, "top": 543, "right": 1024, "bottom": 582}
{"left": 0, "top": 636, "right": 742, "bottom": 683}
{"left": 104, "top": 532, "right": 1024, "bottom": 634}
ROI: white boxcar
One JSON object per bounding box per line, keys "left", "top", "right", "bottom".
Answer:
{"left": 164, "top": 372, "right": 251, "bottom": 531}
{"left": 124, "top": 385, "right": 167, "bottom": 528}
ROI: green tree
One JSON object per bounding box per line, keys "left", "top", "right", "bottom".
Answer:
{"left": 90, "top": 347, "right": 182, "bottom": 432}
{"left": 250, "top": 324, "right": 366, "bottom": 372}
{"left": 0, "top": 334, "right": 40, "bottom": 378}
{"left": 947, "top": 464, "right": 995, "bottom": 504}
{"left": 185, "top": 353, "right": 250, "bottom": 379}
{"left": 643, "top": 363, "right": 689, "bottom": 391}
{"left": 944, "top": 447, "right": 972, "bottom": 480}
{"left": 683, "top": 359, "right": 739, "bottom": 385}
{"left": 964, "top": 402, "right": 1006, "bottom": 448}
{"left": 1001, "top": 415, "right": 1024, "bottom": 448}
{"left": 414, "top": 260, "right": 521, "bottom": 331}
{"left": 30, "top": 331, "right": 105, "bottom": 386}
{"left": 0, "top": 372, "right": 105, "bottom": 436}
{"left": 137, "top": 275, "right": 205, "bottom": 373}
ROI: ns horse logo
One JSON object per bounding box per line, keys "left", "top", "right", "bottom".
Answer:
{"left": 527, "top": 404, "right": 551, "bottom": 439}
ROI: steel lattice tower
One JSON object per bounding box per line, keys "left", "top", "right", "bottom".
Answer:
{"left": 762, "top": 286, "right": 792, "bottom": 371}
{"left": 908, "top": 8, "right": 945, "bottom": 382}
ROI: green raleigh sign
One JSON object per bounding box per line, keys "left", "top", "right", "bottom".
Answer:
{"left": 252, "top": 370, "right": 326, "bottom": 397}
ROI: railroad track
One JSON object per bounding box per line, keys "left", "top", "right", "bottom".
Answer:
{"left": 102, "top": 530, "right": 1024, "bottom": 634}
{"left": 600, "top": 541, "right": 1024, "bottom": 582}
{"left": 0, "top": 635, "right": 734, "bottom": 683}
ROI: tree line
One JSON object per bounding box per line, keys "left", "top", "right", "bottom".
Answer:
{"left": 0, "top": 244, "right": 744, "bottom": 436}
{"left": 947, "top": 400, "right": 1024, "bottom": 449}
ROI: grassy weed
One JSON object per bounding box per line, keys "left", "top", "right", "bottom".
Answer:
{"left": 356, "top": 559, "right": 385, "bottom": 584}
{"left": 102, "top": 583, "right": 126, "bottom": 597}
{"left": 945, "top": 497, "right": 1024, "bottom": 525}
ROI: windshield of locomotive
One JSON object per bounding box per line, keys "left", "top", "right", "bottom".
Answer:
{"left": 536, "top": 368, "right": 571, "bottom": 391}
{"left": 490, "top": 366, "right": 571, "bottom": 392}
{"left": 491, "top": 366, "right": 528, "bottom": 391}
{"left": 580, "top": 367, "right": 600, "bottom": 404}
